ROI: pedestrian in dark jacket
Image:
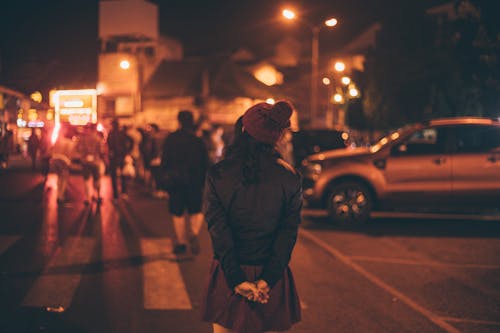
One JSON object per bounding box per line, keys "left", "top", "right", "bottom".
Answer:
{"left": 201, "top": 101, "right": 302, "bottom": 333}
{"left": 0, "top": 126, "right": 13, "bottom": 169}
{"left": 107, "top": 119, "right": 133, "bottom": 201}
{"left": 161, "top": 110, "right": 209, "bottom": 255}
{"left": 27, "top": 128, "right": 40, "bottom": 171}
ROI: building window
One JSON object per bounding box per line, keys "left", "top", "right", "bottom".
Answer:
{"left": 145, "top": 47, "right": 155, "bottom": 58}
{"left": 105, "top": 99, "right": 116, "bottom": 116}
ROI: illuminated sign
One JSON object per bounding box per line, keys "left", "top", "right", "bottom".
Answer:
{"left": 68, "top": 114, "right": 92, "bottom": 126}
{"left": 28, "top": 120, "right": 45, "bottom": 128}
{"left": 53, "top": 89, "right": 97, "bottom": 126}
{"left": 62, "top": 100, "right": 85, "bottom": 108}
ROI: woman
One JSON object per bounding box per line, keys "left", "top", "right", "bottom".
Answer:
{"left": 201, "top": 101, "right": 302, "bottom": 333}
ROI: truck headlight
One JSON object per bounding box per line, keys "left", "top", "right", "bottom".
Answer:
{"left": 302, "top": 160, "right": 322, "bottom": 179}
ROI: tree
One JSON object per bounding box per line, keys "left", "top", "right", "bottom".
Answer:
{"left": 362, "top": 2, "right": 436, "bottom": 130}
{"left": 431, "top": 0, "right": 500, "bottom": 118}
{"left": 362, "top": 0, "right": 499, "bottom": 130}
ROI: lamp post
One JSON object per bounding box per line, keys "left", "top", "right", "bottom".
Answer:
{"left": 119, "top": 57, "right": 142, "bottom": 114}
{"left": 283, "top": 9, "right": 338, "bottom": 128}
{"left": 311, "top": 26, "right": 320, "bottom": 127}
{"left": 330, "top": 71, "right": 360, "bottom": 129}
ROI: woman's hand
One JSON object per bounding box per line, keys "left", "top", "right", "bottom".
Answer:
{"left": 255, "top": 279, "right": 270, "bottom": 304}
{"left": 234, "top": 280, "right": 271, "bottom": 303}
{"left": 234, "top": 281, "right": 259, "bottom": 301}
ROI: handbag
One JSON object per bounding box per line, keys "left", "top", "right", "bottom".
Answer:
{"left": 122, "top": 155, "right": 136, "bottom": 178}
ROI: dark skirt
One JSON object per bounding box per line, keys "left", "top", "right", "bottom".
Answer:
{"left": 201, "top": 259, "right": 301, "bottom": 333}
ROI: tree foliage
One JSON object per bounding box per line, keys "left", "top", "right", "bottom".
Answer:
{"left": 360, "top": 0, "right": 499, "bottom": 130}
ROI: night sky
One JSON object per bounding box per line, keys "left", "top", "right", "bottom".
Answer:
{"left": 1, "top": 0, "right": 448, "bottom": 93}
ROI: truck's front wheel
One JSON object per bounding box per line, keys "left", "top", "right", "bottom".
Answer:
{"left": 327, "top": 181, "right": 373, "bottom": 225}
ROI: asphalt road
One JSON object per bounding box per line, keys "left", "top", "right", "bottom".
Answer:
{"left": 1, "top": 155, "right": 499, "bottom": 333}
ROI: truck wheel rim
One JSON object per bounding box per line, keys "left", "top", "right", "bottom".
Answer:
{"left": 332, "top": 189, "right": 367, "bottom": 220}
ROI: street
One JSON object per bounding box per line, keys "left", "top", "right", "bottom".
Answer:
{"left": 1, "top": 155, "right": 499, "bottom": 333}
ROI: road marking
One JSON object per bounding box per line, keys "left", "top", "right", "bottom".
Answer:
{"left": 440, "top": 317, "right": 500, "bottom": 326}
{"left": 300, "top": 229, "right": 462, "bottom": 333}
{"left": 371, "top": 211, "right": 500, "bottom": 221}
{"left": 350, "top": 255, "right": 500, "bottom": 270}
{"left": 301, "top": 209, "right": 500, "bottom": 221}
{"left": 22, "top": 237, "right": 96, "bottom": 309}
{"left": 0, "top": 235, "right": 21, "bottom": 256}
{"left": 140, "top": 238, "right": 192, "bottom": 310}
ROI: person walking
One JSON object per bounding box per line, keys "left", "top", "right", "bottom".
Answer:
{"left": 0, "top": 125, "right": 13, "bottom": 169}
{"left": 161, "top": 110, "right": 209, "bottom": 255}
{"left": 107, "top": 119, "right": 133, "bottom": 202}
{"left": 39, "top": 127, "right": 52, "bottom": 181}
{"left": 49, "top": 126, "right": 75, "bottom": 204}
{"left": 76, "top": 123, "right": 106, "bottom": 204}
{"left": 27, "top": 128, "right": 40, "bottom": 171}
{"left": 201, "top": 101, "right": 302, "bottom": 333}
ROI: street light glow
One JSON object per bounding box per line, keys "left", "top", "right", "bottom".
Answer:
{"left": 30, "top": 91, "right": 43, "bottom": 103}
{"left": 325, "top": 18, "right": 338, "bottom": 27}
{"left": 334, "top": 61, "right": 345, "bottom": 72}
{"left": 120, "top": 60, "right": 130, "bottom": 70}
{"left": 266, "top": 98, "right": 276, "bottom": 105}
{"left": 349, "top": 88, "right": 359, "bottom": 97}
{"left": 281, "top": 7, "right": 339, "bottom": 127}
{"left": 282, "top": 9, "right": 296, "bottom": 20}
{"left": 333, "top": 93, "right": 343, "bottom": 103}
{"left": 322, "top": 77, "right": 331, "bottom": 85}
{"left": 341, "top": 76, "right": 351, "bottom": 85}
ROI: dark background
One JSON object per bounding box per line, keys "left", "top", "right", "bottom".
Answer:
{"left": 0, "top": 0, "right": 448, "bottom": 93}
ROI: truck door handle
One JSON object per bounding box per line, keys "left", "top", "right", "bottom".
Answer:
{"left": 432, "top": 157, "right": 446, "bottom": 165}
{"left": 373, "top": 159, "right": 386, "bottom": 169}
{"left": 487, "top": 155, "right": 497, "bottom": 163}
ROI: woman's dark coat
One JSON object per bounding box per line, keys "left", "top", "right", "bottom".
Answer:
{"left": 203, "top": 151, "right": 302, "bottom": 289}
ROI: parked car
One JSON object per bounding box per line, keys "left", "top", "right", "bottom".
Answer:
{"left": 291, "top": 129, "right": 348, "bottom": 167}
{"left": 301, "top": 117, "right": 500, "bottom": 224}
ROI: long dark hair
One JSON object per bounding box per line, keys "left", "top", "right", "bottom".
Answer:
{"left": 225, "top": 122, "right": 277, "bottom": 185}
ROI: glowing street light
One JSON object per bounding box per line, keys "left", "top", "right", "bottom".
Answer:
{"left": 322, "top": 77, "right": 331, "bottom": 85}
{"left": 30, "top": 91, "right": 42, "bottom": 103}
{"left": 333, "top": 93, "right": 344, "bottom": 103}
{"left": 349, "top": 87, "right": 359, "bottom": 98}
{"left": 266, "top": 98, "right": 276, "bottom": 105}
{"left": 341, "top": 76, "right": 351, "bottom": 85}
{"left": 334, "top": 61, "right": 346, "bottom": 72}
{"left": 325, "top": 18, "right": 338, "bottom": 27}
{"left": 120, "top": 60, "right": 130, "bottom": 70}
{"left": 282, "top": 8, "right": 338, "bottom": 127}
{"left": 282, "top": 9, "right": 296, "bottom": 20}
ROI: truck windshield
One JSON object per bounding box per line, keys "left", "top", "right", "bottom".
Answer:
{"left": 370, "top": 125, "right": 416, "bottom": 153}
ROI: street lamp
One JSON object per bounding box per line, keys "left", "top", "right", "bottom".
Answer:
{"left": 333, "top": 93, "right": 344, "bottom": 103}
{"left": 334, "top": 61, "right": 345, "bottom": 72}
{"left": 341, "top": 76, "right": 351, "bottom": 85}
{"left": 348, "top": 87, "right": 359, "bottom": 98}
{"left": 282, "top": 8, "right": 338, "bottom": 127}
{"left": 282, "top": 9, "right": 295, "bottom": 20}
{"left": 120, "top": 59, "right": 130, "bottom": 70}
